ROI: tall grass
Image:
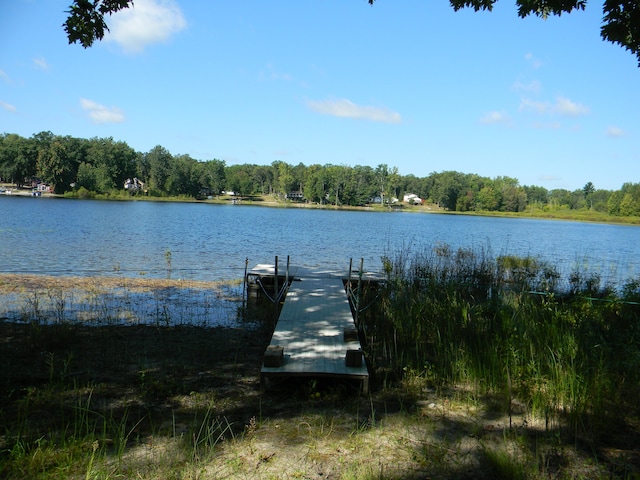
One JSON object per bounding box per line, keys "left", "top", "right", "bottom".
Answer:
{"left": 0, "top": 387, "right": 233, "bottom": 479}
{"left": 361, "top": 244, "right": 640, "bottom": 433}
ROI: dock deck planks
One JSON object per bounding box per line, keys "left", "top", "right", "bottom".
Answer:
{"left": 258, "top": 266, "right": 369, "bottom": 393}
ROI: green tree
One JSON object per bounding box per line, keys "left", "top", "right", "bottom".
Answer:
{"left": 350, "top": 165, "right": 377, "bottom": 206}
{"left": 165, "top": 154, "right": 200, "bottom": 197}
{"left": 619, "top": 193, "right": 640, "bottom": 216}
{"left": 197, "top": 159, "right": 226, "bottom": 196}
{"left": 476, "top": 185, "right": 501, "bottom": 211}
{"left": 549, "top": 188, "right": 585, "bottom": 210}
{"left": 252, "top": 165, "right": 274, "bottom": 195}
{"left": 64, "top": 0, "right": 131, "bottom": 47}
{"left": 494, "top": 176, "right": 526, "bottom": 212}
{"left": 326, "top": 164, "right": 350, "bottom": 206}
{"left": 145, "top": 145, "right": 173, "bottom": 195}
{"left": 589, "top": 188, "right": 611, "bottom": 212}
{"left": 85, "top": 137, "right": 136, "bottom": 192}
{"left": 0, "top": 134, "right": 38, "bottom": 187}
{"left": 270, "top": 160, "right": 295, "bottom": 198}
{"left": 583, "top": 181, "right": 595, "bottom": 209}
{"left": 375, "top": 164, "right": 393, "bottom": 205}
{"left": 226, "top": 164, "right": 255, "bottom": 195}
{"left": 616, "top": 182, "right": 640, "bottom": 216}
{"left": 608, "top": 190, "right": 622, "bottom": 215}
{"left": 37, "top": 139, "right": 76, "bottom": 193}
{"left": 303, "top": 164, "right": 328, "bottom": 204}
{"left": 431, "top": 171, "right": 465, "bottom": 211}
{"left": 501, "top": 184, "right": 527, "bottom": 212}
{"left": 387, "top": 166, "right": 401, "bottom": 202}
{"left": 291, "top": 162, "right": 307, "bottom": 195}
{"left": 523, "top": 184, "right": 549, "bottom": 205}
{"left": 76, "top": 161, "right": 101, "bottom": 192}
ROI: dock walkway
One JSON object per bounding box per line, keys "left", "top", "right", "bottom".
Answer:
{"left": 256, "top": 265, "right": 369, "bottom": 393}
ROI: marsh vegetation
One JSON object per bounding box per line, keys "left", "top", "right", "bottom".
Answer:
{"left": 1, "top": 246, "right": 639, "bottom": 479}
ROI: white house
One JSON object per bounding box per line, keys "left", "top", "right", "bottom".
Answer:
{"left": 403, "top": 193, "right": 423, "bottom": 205}
{"left": 124, "top": 177, "right": 145, "bottom": 191}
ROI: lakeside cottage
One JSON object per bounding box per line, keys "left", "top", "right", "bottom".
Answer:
{"left": 285, "top": 192, "right": 304, "bottom": 201}
{"left": 124, "top": 178, "right": 145, "bottom": 192}
{"left": 403, "top": 193, "right": 423, "bottom": 205}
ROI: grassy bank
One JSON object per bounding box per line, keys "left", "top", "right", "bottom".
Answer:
{"left": 6, "top": 182, "right": 639, "bottom": 225}
{"left": 1, "top": 253, "right": 639, "bottom": 479}
{"left": 467, "top": 207, "right": 640, "bottom": 225}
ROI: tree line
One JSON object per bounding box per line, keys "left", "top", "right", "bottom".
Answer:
{"left": 1, "top": 131, "right": 639, "bottom": 216}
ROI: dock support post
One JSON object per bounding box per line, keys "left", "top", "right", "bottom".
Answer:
{"left": 354, "top": 258, "right": 363, "bottom": 327}
{"left": 243, "top": 257, "right": 248, "bottom": 309}
{"left": 274, "top": 256, "right": 279, "bottom": 322}
{"left": 285, "top": 255, "right": 290, "bottom": 296}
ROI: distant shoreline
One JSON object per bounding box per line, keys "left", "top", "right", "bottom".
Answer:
{"left": 2, "top": 183, "right": 639, "bottom": 226}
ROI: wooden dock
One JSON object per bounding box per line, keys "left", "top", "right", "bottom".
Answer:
{"left": 255, "top": 264, "right": 369, "bottom": 394}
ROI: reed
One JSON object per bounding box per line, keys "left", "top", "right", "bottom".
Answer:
{"left": 361, "top": 244, "right": 640, "bottom": 437}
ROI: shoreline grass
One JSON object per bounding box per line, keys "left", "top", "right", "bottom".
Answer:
{"left": 6, "top": 184, "right": 639, "bottom": 226}
{"left": 1, "top": 251, "right": 639, "bottom": 479}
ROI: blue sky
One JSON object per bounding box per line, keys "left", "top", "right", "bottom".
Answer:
{"left": 1, "top": 0, "right": 638, "bottom": 191}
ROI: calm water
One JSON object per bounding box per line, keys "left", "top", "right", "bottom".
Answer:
{"left": 2, "top": 195, "right": 640, "bottom": 285}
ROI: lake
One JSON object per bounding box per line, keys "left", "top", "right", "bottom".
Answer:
{"left": 1, "top": 195, "right": 639, "bottom": 286}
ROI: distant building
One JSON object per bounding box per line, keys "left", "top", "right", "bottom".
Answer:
{"left": 124, "top": 178, "right": 145, "bottom": 192}
{"left": 369, "top": 195, "right": 400, "bottom": 204}
{"left": 285, "top": 192, "right": 304, "bottom": 201}
{"left": 403, "top": 193, "right": 423, "bottom": 205}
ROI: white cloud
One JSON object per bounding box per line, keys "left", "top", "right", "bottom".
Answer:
{"left": 519, "top": 96, "right": 589, "bottom": 117}
{"left": 606, "top": 126, "right": 627, "bottom": 138}
{"left": 106, "top": 0, "right": 187, "bottom": 54}
{"left": 525, "top": 53, "right": 543, "bottom": 69}
{"left": 33, "top": 56, "right": 50, "bottom": 70}
{"left": 519, "top": 98, "right": 550, "bottom": 114}
{"left": 512, "top": 79, "right": 541, "bottom": 94}
{"left": 555, "top": 96, "right": 589, "bottom": 116}
{"left": 80, "top": 98, "right": 125, "bottom": 124}
{"left": 1, "top": 101, "right": 17, "bottom": 113}
{"left": 0, "top": 69, "right": 10, "bottom": 83}
{"left": 480, "top": 110, "right": 510, "bottom": 125}
{"left": 305, "top": 98, "right": 402, "bottom": 123}
{"left": 260, "top": 64, "right": 293, "bottom": 82}
{"left": 531, "top": 121, "right": 563, "bottom": 130}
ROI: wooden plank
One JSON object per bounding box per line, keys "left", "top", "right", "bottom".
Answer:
{"left": 260, "top": 267, "right": 369, "bottom": 393}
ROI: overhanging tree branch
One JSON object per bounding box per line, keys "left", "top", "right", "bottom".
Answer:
{"left": 368, "top": 0, "right": 640, "bottom": 66}
{"left": 63, "top": 1, "right": 640, "bottom": 65}
{"left": 602, "top": 0, "right": 640, "bottom": 65}
{"left": 63, "top": 0, "right": 133, "bottom": 48}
